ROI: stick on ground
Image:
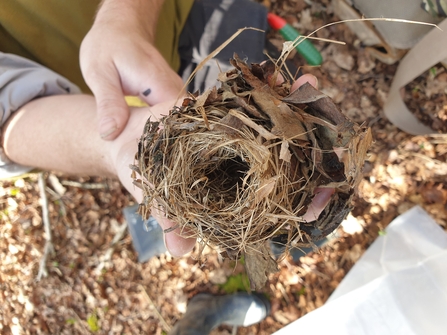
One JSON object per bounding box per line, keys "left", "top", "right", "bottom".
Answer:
{"left": 36, "top": 172, "right": 54, "bottom": 281}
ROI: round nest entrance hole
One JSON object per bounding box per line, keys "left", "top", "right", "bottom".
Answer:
{"left": 205, "top": 155, "right": 249, "bottom": 203}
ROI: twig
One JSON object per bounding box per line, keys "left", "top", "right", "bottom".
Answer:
{"left": 36, "top": 173, "right": 54, "bottom": 281}
{"left": 69, "top": 308, "right": 91, "bottom": 334}
{"left": 94, "top": 220, "right": 127, "bottom": 275}
{"left": 277, "top": 282, "right": 291, "bottom": 305}
{"left": 61, "top": 180, "right": 108, "bottom": 189}
{"left": 110, "top": 220, "right": 128, "bottom": 245}
{"left": 277, "top": 17, "right": 440, "bottom": 69}
{"left": 45, "top": 186, "right": 67, "bottom": 217}
{"left": 48, "top": 174, "right": 66, "bottom": 196}
{"left": 139, "top": 284, "right": 171, "bottom": 332}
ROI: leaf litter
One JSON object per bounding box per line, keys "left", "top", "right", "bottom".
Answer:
{"left": 1, "top": 0, "right": 447, "bottom": 334}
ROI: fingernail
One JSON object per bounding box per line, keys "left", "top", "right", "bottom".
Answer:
{"left": 99, "top": 117, "right": 117, "bottom": 139}
{"left": 164, "top": 233, "right": 181, "bottom": 257}
{"left": 164, "top": 230, "right": 195, "bottom": 257}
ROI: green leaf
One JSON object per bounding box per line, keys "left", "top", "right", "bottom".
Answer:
{"left": 87, "top": 313, "right": 100, "bottom": 332}
{"left": 9, "top": 188, "right": 20, "bottom": 197}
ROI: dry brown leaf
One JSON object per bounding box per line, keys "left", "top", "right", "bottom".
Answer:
{"left": 255, "top": 177, "right": 278, "bottom": 203}
{"left": 279, "top": 141, "right": 292, "bottom": 162}
{"left": 244, "top": 242, "right": 279, "bottom": 290}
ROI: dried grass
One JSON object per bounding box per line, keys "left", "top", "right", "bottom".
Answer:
{"left": 133, "top": 56, "right": 372, "bottom": 289}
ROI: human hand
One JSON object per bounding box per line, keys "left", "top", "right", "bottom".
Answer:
{"left": 290, "top": 75, "right": 336, "bottom": 222}
{"left": 109, "top": 99, "right": 196, "bottom": 257}
{"left": 80, "top": 0, "right": 183, "bottom": 141}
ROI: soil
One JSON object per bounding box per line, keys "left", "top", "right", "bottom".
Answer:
{"left": 1, "top": 1, "right": 447, "bottom": 334}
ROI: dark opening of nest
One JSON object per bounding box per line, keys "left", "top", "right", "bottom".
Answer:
{"left": 204, "top": 156, "right": 249, "bottom": 203}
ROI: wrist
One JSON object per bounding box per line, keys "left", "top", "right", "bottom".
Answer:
{"left": 95, "top": 0, "right": 164, "bottom": 40}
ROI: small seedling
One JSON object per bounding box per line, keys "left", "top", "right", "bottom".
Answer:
{"left": 220, "top": 273, "right": 250, "bottom": 294}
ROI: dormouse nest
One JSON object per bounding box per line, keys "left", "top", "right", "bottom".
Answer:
{"left": 134, "top": 56, "right": 372, "bottom": 290}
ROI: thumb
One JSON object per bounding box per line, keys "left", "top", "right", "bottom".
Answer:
{"left": 151, "top": 209, "right": 196, "bottom": 257}
{"left": 91, "top": 77, "right": 130, "bottom": 141}
{"left": 138, "top": 65, "right": 184, "bottom": 106}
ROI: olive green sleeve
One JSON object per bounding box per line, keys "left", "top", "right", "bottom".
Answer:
{"left": 0, "top": 0, "right": 194, "bottom": 92}
{"left": 155, "top": 0, "right": 195, "bottom": 72}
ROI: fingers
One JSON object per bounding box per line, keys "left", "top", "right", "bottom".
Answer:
{"left": 292, "top": 74, "right": 337, "bottom": 222}
{"left": 269, "top": 71, "right": 318, "bottom": 91}
{"left": 301, "top": 187, "right": 335, "bottom": 222}
{"left": 91, "top": 65, "right": 181, "bottom": 140}
{"left": 291, "top": 75, "right": 334, "bottom": 223}
{"left": 262, "top": 62, "right": 317, "bottom": 90}
{"left": 292, "top": 74, "right": 318, "bottom": 91}
{"left": 151, "top": 208, "right": 196, "bottom": 257}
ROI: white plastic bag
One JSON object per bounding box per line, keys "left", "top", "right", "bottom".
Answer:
{"left": 274, "top": 206, "right": 447, "bottom": 335}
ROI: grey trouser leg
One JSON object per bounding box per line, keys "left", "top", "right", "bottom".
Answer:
{"left": 169, "top": 292, "right": 270, "bottom": 335}
{"left": 0, "top": 52, "right": 80, "bottom": 179}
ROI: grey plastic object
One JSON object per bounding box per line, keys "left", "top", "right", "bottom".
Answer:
{"left": 123, "top": 204, "right": 166, "bottom": 262}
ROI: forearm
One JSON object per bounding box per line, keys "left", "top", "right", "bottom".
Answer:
{"left": 2, "top": 95, "right": 116, "bottom": 177}
{"left": 2, "top": 93, "right": 176, "bottom": 203}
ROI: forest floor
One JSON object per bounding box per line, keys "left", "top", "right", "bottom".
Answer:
{"left": 1, "top": 0, "right": 447, "bottom": 334}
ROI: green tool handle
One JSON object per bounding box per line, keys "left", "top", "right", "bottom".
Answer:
{"left": 279, "top": 25, "right": 323, "bottom": 66}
